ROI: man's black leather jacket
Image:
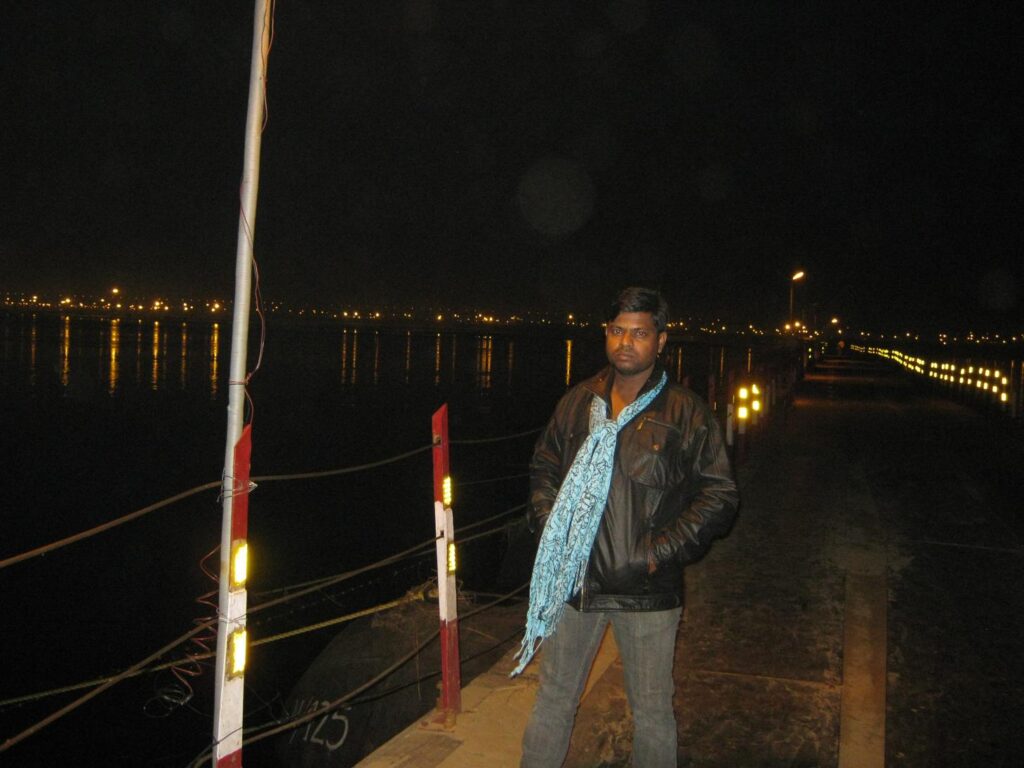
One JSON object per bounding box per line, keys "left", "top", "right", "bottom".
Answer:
{"left": 528, "top": 364, "right": 739, "bottom": 611}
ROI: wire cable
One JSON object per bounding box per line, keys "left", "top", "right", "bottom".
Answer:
{"left": 0, "top": 619, "right": 215, "bottom": 755}
{"left": 457, "top": 471, "right": 529, "bottom": 487}
{"left": 251, "top": 503, "right": 525, "bottom": 599}
{"left": 0, "top": 422, "right": 541, "bottom": 570}
{"left": 0, "top": 444, "right": 432, "bottom": 570}
{"left": 0, "top": 593, "right": 425, "bottom": 711}
{"left": 0, "top": 481, "right": 221, "bottom": 570}
{"left": 0, "top": 517, "right": 524, "bottom": 714}
{"left": 186, "top": 581, "right": 529, "bottom": 767}
{"left": 249, "top": 443, "right": 431, "bottom": 483}
{"left": 450, "top": 426, "right": 541, "bottom": 445}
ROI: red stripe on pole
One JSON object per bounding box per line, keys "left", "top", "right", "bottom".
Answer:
{"left": 216, "top": 750, "right": 242, "bottom": 768}
{"left": 231, "top": 424, "right": 252, "bottom": 541}
{"left": 439, "top": 619, "right": 462, "bottom": 712}
{"left": 431, "top": 404, "right": 449, "bottom": 504}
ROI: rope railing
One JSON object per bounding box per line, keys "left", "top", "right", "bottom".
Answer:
{"left": 0, "top": 419, "right": 538, "bottom": 757}
{"left": 2, "top": 518, "right": 528, "bottom": 757}
{"left": 250, "top": 503, "right": 525, "bottom": 600}
{"left": 0, "top": 512, "right": 525, "bottom": 719}
{"left": 0, "top": 592, "right": 424, "bottom": 711}
{"left": 185, "top": 581, "right": 529, "bottom": 768}
{"left": 0, "top": 426, "right": 540, "bottom": 571}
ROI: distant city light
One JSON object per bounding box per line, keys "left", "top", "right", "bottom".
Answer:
{"left": 5, "top": 289, "right": 1022, "bottom": 355}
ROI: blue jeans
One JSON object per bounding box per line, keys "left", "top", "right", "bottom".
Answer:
{"left": 520, "top": 605, "right": 682, "bottom": 768}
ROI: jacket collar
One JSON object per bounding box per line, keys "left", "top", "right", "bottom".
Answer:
{"left": 581, "top": 362, "right": 667, "bottom": 403}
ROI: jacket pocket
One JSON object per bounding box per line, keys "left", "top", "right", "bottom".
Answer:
{"left": 627, "top": 417, "right": 679, "bottom": 489}
{"left": 628, "top": 447, "right": 670, "bottom": 488}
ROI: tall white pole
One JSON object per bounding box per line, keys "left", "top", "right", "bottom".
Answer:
{"left": 213, "top": 1, "right": 271, "bottom": 765}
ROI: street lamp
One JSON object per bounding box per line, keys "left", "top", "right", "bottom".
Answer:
{"left": 789, "top": 271, "right": 805, "bottom": 321}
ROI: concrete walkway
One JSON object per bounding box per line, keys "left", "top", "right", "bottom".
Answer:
{"left": 353, "top": 630, "right": 619, "bottom": 767}
{"left": 356, "top": 354, "right": 1024, "bottom": 767}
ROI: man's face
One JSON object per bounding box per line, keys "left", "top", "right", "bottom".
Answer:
{"left": 605, "top": 311, "right": 666, "bottom": 378}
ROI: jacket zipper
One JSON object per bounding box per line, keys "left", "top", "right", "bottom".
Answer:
{"left": 638, "top": 416, "right": 681, "bottom": 434}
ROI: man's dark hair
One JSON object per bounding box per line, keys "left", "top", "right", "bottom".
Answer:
{"left": 606, "top": 286, "right": 669, "bottom": 332}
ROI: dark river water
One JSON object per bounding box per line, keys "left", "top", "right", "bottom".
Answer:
{"left": 0, "top": 311, "right": 764, "bottom": 766}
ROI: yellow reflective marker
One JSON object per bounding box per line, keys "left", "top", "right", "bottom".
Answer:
{"left": 230, "top": 540, "right": 248, "bottom": 588}
{"left": 229, "top": 629, "right": 247, "bottom": 677}
{"left": 442, "top": 475, "right": 453, "bottom": 508}
{"left": 447, "top": 542, "right": 457, "bottom": 574}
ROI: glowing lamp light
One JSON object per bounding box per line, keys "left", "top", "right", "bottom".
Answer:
{"left": 229, "top": 628, "right": 247, "bottom": 677}
{"left": 446, "top": 542, "right": 457, "bottom": 574}
{"left": 442, "top": 475, "right": 453, "bottom": 508}
{"left": 230, "top": 540, "right": 248, "bottom": 588}
{"left": 738, "top": 387, "right": 749, "bottom": 400}
{"left": 1001, "top": 392, "right": 1008, "bottom": 403}
{"left": 738, "top": 405, "right": 749, "bottom": 420}
{"left": 751, "top": 384, "right": 761, "bottom": 396}
{"left": 752, "top": 400, "right": 761, "bottom": 412}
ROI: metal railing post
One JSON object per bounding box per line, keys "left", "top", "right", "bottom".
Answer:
{"left": 431, "top": 405, "right": 461, "bottom": 724}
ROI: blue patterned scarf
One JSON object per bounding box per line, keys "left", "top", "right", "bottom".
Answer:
{"left": 511, "top": 371, "right": 667, "bottom": 676}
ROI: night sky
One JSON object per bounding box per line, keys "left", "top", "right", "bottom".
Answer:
{"left": 2, "top": 1, "right": 1021, "bottom": 332}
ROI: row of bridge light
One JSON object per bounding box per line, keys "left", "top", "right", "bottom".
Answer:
{"left": 858, "top": 346, "right": 1010, "bottom": 405}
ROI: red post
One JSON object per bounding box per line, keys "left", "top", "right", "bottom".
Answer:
{"left": 431, "top": 405, "right": 461, "bottom": 722}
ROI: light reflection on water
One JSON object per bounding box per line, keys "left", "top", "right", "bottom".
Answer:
{"left": 1, "top": 314, "right": 769, "bottom": 408}
{"left": 404, "top": 331, "right": 412, "bottom": 385}
{"left": 434, "top": 332, "right": 442, "bottom": 385}
{"left": 351, "top": 329, "right": 359, "bottom": 385}
{"left": 61, "top": 315, "right": 71, "bottom": 388}
{"left": 150, "top": 321, "right": 160, "bottom": 390}
{"left": 210, "top": 322, "right": 220, "bottom": 399}
{"left": 507, "top": 340, "right": 515, "bottom": 389}
{"left": 373, "top": 331, "right": 381, "bottom": 386}
{"left": 180, "top": 322, "right": 188, "bottom": 390}
{"left": 29, "top": 316, "right": 38, "bottom": 386}
{"left": 109, "top": 318, "right": 120, "bottom": 395}
{"left": 477, "top": 335, "right": 493, "bottom": 389}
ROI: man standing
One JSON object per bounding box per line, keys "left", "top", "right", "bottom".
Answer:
{"left": 514, "top": 287, "right": 738, "bottom": 767}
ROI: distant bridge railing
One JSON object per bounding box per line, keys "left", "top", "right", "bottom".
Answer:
{"left": 852, "top": 344, "right": 1023, "bottom": 420}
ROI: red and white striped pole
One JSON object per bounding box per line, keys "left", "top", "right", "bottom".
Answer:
{"left": 213, "top": 427, "right": 252, "bottom": 767}
{"left": 431, "top": 405, "right": 461, "bottom": 722}
{"left": 213, "top": 0, "right": 271, "bottom": 763}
